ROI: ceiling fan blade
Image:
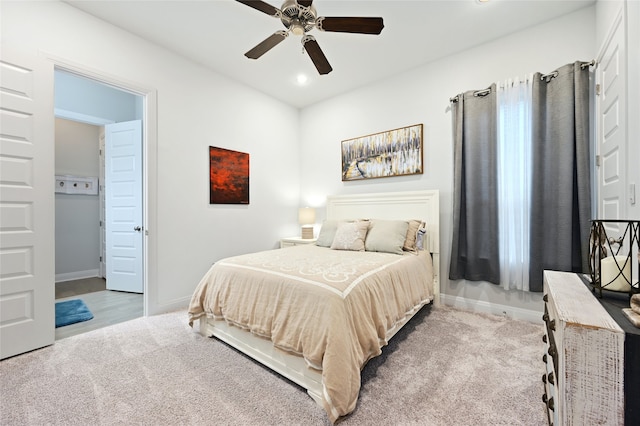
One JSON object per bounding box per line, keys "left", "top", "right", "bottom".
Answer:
{"left": 302, "top": 36, "right": 332, "bottom": 75}
{"left": 245, "top": 31, "right": 288, "bottom": 59}
{"left": 317, "top": 17, "right": 384, "bottom": 35}
{"left": 297, "top": 0, "right": 313, "bottom": 7}
{"left": 235, "top": 0, "right": 280, "bottom": 17}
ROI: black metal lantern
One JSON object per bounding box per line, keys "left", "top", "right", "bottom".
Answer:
{"left": 589, "top": 220, "right": 640, "bottom": 298}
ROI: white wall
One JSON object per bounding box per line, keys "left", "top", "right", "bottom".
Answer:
{"left": 2, "top": 1, "right": 301, "bottom": 313}
{"left": 54, "top": 118, "right": 100, "bottom": 281}
{"left": 55, "top": 69, "right": 141, "bottom": 123}
{"left": 299, "top": 6, "right": 596, "bottom": 318}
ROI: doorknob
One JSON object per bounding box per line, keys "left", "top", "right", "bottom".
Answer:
{"left": 134, "top": 226, "right": 141, "bottom": 232}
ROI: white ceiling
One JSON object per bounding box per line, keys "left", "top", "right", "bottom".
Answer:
{"left": 64, "top": 0, "right": 595, "bottom": 108}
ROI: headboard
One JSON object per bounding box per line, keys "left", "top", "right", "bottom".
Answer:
{"left": 326, "top": 190, "right": 440, "bottom": 306}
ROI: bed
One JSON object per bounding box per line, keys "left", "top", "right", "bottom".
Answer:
{"left": 188, "top": 190, "right": 440, "bottom": 422}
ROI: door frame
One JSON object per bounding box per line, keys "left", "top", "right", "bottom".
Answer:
{"left": 50, "top": 56, "right": 158, "bottom": 316}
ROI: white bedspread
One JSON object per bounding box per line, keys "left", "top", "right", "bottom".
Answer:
{"left": 188, "top": 245, "right": 434, "bottom": 422}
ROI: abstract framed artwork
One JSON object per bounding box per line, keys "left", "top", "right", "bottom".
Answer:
{"left": 341, "top": 123, "right": 423, "bottom": 181}
{"left": 209, "top": 146, "right": 249, "bottom": 204}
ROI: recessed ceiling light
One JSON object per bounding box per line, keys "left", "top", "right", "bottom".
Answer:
{"left": 296, "top": 74, "right": 308, "bottom": 85}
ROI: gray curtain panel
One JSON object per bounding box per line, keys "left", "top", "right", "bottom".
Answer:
{"left": 450, "top": 61, "right": 591, "bottom": 292}
{"left": 528, "top": 62, "right": 591, "bottom": 292}
{"left": 449, "top": 84, "right": 500, "bottom": 284}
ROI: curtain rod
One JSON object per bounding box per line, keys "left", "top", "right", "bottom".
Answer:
{"left": 449, "top": 59, "right": 596, "bottom": 103}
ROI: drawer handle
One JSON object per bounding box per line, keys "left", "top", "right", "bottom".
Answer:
{"left": 547, "top": 396, "right": 555, "bottom": 411}
{"left": 548, "top": 345, "right": 557, "bottom": 357}
{"left": 543, "top": 294, "right": 548, "bottom": 302}
{"left": 549, "top": 319, "right": 556, "bottom": 331}
{"left": 542, "top": 393, "right": 548, "bottom": 403}
{"left": 543, "top": 313, "right": 549, "bottom": 322}
{"left": 542, "top": 373, "right": 547, "bottom": 384}
{"left": 542, "top": 334, "right": 547, "bottom": 344}
{"left": 548, "top": 372, "right": 555, "bottom": 385}
{"left": 542, "top": 354, "right": 547, "bottom": 364}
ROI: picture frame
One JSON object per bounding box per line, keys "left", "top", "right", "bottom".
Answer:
{"left": 341, "top": 124, "right": 423, "bottom": 181}
{"left": 209, "top": 146, "right": 249, "bottom": 204}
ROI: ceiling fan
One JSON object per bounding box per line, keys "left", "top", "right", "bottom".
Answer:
{"left": 236, "top": 0, "right": 384, "bottom": 75}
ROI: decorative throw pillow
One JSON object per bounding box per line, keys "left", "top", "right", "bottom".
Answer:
{"left": 364, "top": 219, "right": 409, "bottom": 255}
{"left": 330, "top": 221, "right": 369, "bottom": 251}
{"left": 416, "top": 224, "right": 427, "bottom": 251}
{"left": 316, "top": 220, "right": 342, "bottom": 247}
{"left": 403, "top": 219, "right": 425, "bottom": 252}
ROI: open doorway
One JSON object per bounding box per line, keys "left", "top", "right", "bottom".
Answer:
{"left": 54, "top": 69, "right": 145, "bottom": 339}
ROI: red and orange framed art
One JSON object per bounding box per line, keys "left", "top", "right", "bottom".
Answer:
{"left": 209, "top": 146, "right": 249, "bottom": 204}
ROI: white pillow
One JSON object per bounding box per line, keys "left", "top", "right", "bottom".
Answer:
{"left": 330, "top": 221, "right": 369, "bottom": 251}
{"left": 364, "top": 219, "right": 409, "bottom": 255}
{"left": 316, "top": 220, "right": 342, "bottom": 247}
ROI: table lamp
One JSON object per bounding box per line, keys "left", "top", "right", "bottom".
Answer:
{"left": 298, "top": 207, "right": 316, "bottom": 239}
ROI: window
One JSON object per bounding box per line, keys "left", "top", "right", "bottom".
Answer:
{"left": 496, "top": 76, "right": 532, "bottom": 291}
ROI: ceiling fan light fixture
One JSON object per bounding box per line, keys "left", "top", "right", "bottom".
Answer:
{"left": 290, "top": 20, "right": 305, "bottom": 36}
{"left": 236, "top": 0, "right": 383, "bottom": 75}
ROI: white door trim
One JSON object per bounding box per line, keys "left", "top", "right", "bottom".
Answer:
{"left": 48, "top": 55, "right": 158, "bottom": 316}
{"left": 54, "top": 108, "right": 115, "bottom": 126}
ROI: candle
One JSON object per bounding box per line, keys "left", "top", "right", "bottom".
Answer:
{"left": 600, "top": 255, "right": 631, "bottom": 292}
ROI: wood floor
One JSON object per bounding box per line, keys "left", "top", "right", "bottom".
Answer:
{"left": 55, "top": 277, "right": 143, "bottom": 340}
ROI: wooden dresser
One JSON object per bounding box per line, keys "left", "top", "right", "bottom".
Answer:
{"left": 542, "top": 270, "right": 625, "bottom": 425}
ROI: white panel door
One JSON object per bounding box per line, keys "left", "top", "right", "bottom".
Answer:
{"left": 0, "top": 47, "right": 55, "bottom": 359}
{"left": 105, "top": 120, "right": 143, "bottom": 293}
{"left": 597, "top": 13, "right": 627, "bottom": 226}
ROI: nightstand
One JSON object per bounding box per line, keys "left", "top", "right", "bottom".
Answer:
{"left": 280, "top": 237, "right": 317, "bottom": 248}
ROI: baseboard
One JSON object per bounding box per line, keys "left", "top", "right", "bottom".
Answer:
{"left": 55, "top": 269, "right": 100, "bottom": 283}
{"left": 147, "top": 296, "right": 191, "bottom": 316}
{"left": 440, "top": 294, "right": 543, "bottom": 324}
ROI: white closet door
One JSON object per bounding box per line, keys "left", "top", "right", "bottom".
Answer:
{"left": 0, "top": 47, "right": 55, "bottom": 359}
{"left": 105, "top": 120, "right": 143, "bottom": 293}
{"left": 597, "top": 10, "right": 627, "bottom": 223}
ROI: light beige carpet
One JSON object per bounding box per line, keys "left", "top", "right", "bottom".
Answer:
{"left": 0, "top": 306, "right": 546, "bottom": 425}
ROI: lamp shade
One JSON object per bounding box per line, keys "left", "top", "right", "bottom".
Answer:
{"left": 298, "top": 207, "right": 316, "bottom": 225}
